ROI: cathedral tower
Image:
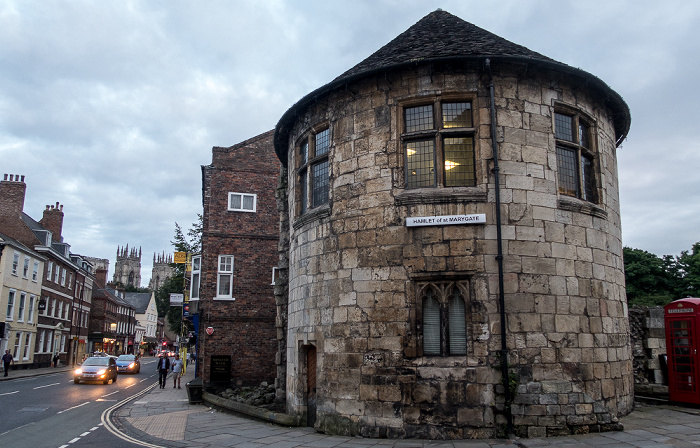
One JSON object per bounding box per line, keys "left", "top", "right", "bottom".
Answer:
{"left": 149, "top": 251, "right": 173, "bottom": 291}
{"left": 113, "top": 245, "right": 142, "bottom": 288}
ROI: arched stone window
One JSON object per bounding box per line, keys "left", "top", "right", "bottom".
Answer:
{"left": 418, "top": 280, "right": 469, "bottom": 356}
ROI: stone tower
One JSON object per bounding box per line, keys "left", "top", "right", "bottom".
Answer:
{"left": 274, "top": 10, "right": 632, "bottom": 439}
{"left": 148, "top": 252, "right": 173, "bottom": 291}
{"left": 113, "top": 245, "right": 142, "bottom": 288}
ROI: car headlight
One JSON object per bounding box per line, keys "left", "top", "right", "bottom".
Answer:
{"left": 128, "top": 362, "right": 135, "bottom": 369}
{"left": 75, "top": 368, "right": 82, "bottom": 375}
{"left": 97, "top": 369, "right": 106, "bottom": 375}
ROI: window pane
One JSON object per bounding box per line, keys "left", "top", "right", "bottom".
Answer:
{"left": 242, "top": 195, "right": 254, "bottom": 210}
{"left": 582, "top": 155, "right": 595, "bottom": 202}
{"left": 218, "top": 274, "right": 231, "bottom": 296}
{"left": 423, "top": 294, "right": 441, "bottom": 355}
{"left": 448, "top": 293, "right": 467, "bottom": 355}
{"left": 556, "top": 146, "right": 579, "bottom": 197}
{"left": 191, "top": 273, "right": 200, "bottom": 299}
{"left": 299, "top": 169, "right": 307, "bottom": 214}
{"left": 442, "top": 102, "right": 472, "bottom": 128}
{"left": 579, "top": 123, "right": 590, "bottom": 148}
{"left": 405, "top": 105, "right": 434, "bottom": 132}
{"left": 300, "top": 140, "right": 308, "bottom": 165}
{"left": 315, "top": 129, "right": 330, "bottom": 156}
{"left": 311, "top": 160, "right": 329, "bottom": 207}
{"left": 230, "top": 194, "right": 242, "bottom": 209}
{"left": 444, "top": 137, "right": 475, "bottom": 187}
{"left": 555, "top": 113, "right": 574, "bottom": 142}
{"left": 406, "top": 140, "right": 435, "bottom": 188}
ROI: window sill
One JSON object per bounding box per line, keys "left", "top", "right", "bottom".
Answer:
{"left": 558, "top": 196, "right": 607, "bottom": 219}
{"left": 213, "top": 297, "right": 236, "bottom": 301}
{"left": 293, "top": 204, "right": 331, "bottom": 230}
{"left": 395, "top": 187, "right": 487, "bottom": 206}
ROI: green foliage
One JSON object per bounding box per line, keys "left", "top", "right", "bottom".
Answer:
{"left": 153, "top": 216, "right": 202, "bottom": 334}
{"left": 624, "top": 242, "right": 700, "bottom": 305}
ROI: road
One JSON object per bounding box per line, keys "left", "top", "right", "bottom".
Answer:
{"left": 0, "top": 357, "right": 159, "bottom": 448}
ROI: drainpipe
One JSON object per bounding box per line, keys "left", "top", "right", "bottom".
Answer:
{"left": 486, "top": 58, "right": 513, "bottom": 435}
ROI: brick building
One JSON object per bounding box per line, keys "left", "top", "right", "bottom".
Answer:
{"left": 196, "top": 130, "right": 281, "bottom": 387}
{"left": 0, "top": 174, "right": 95, "bottom": 367}
{"left": 273, "top": 10, "right": 632, "bottom": 438}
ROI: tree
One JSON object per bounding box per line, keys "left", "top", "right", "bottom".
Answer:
{"left": 154, "top": 215, "right": 202, "bottom": 333}
{"left": 676, "top": 242, "right": 700, "bottom": 298}
{"left": 623, "top": 247, "right": 677, "bottom": 306}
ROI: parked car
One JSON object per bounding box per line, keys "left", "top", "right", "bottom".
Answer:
{"left": 74, "top": 356, "right": 118, "bottom": 384}
{"left": 115, "top": 354, "right": 141, "bottom": 374}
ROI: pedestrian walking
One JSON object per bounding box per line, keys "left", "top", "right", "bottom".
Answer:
{"left": 156, "top": 353, "right": 170, "bottom": 389}
{"left": 171, "top": 354, "right": 184, "bottom": 389}
{"left": 53, "top": 353, "right": 59, "bottom": 368}
{"left": 2, "top": 350, "right": 13, "bottom": 376}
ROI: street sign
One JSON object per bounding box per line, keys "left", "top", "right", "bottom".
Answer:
{"left": 170, "top": 293, "right": 184, "bottom": 306}
{"left": 174, "top": 251, "right": 187, "bottom": 264}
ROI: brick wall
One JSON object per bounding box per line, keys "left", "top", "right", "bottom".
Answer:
{"left": 199, "top": 130, "right": 281, "bottom": 387}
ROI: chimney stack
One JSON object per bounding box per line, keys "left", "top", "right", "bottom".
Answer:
{"left": 95, "top": 267, "right": 109, "bottom": 288}
{"left": 40, "top": 201, "right": 65, "bottom": 243}
{"left": 0, "top": 174, "right": 27, "bottom": 218}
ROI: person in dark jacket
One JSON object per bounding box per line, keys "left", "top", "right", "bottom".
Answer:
{"left": 156, "top": 354, "right": 170, "bottom": 389}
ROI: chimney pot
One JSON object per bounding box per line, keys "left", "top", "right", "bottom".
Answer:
{"left": 3, "top": 174, "right": 7, "bottom": 180}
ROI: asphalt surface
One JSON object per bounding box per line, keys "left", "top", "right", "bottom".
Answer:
{"left": 5, "top": 363, "right": 700, "bottom": 448}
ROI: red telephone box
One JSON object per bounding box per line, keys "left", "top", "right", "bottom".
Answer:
{"left": 665, "top": 298, "right": 700, "bottom": 404}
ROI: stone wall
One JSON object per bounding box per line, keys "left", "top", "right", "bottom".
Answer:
{"left": 629, "top": 306, "right": 667, "bottom": 387}
{"left": 279, "top": 60, "right": 633, "bottom": 438}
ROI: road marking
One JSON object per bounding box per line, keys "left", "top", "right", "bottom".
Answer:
{"left": 68, "top": 437, "right": 80, "bottom": 443}
{"left": 80, "top": 431, "right": 90, "bottom": 436}
{"left": 125, "top": 384, "right": 135, "bottom": 388}
{"left": 0, "top": 390, "right": 19, "bottom": 396}
{"left": 102, "top": 382, "right": 165, "bottom": 448}
{"left": 33, "top": 382, "right": 60, "bottom": 389}
{"left": 90, "top": 426, "right": 99, "bottom": 430}
{"left": 57, "top": 401, "right": 90, "bottom": 414}
{"left": 101, "top": 390, "right": 120, "bottom": 397}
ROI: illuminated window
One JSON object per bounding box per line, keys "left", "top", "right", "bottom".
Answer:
{"left": 297, "top": 127, "right": 330, "bottom": 215}
{"left": 403, "top": 101, "right": 475, "bottom": 189}
{"left": 12, "top": 252, "right": 19, "bottom": 275}
{"left": 555, "top": 109, "right": 597, "bottom": 202}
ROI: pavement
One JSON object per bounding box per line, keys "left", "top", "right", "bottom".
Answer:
{"left": 5, "top": 363, "right": 700, "bottom": 447}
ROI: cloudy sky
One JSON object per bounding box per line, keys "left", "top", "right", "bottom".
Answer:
{"left": 1, "top": 0, "right": 699, "bottom": 284}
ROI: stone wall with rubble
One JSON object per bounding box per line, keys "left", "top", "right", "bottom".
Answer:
{"left": 279, "top": 61, "right": 633, "bottom": 439}
{"left": 629, "top": 306, "right": 667, "bottom": 388}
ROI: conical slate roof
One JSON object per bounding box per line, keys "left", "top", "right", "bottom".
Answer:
{"left": 334, "top": 9, "right": 555, "bottom": 81}
{"left": 274, "top": 10, "right": 630, "bottom": 163}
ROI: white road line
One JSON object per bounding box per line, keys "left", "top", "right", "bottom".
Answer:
{"left": 58, "top": 445, "right": 69, "bottom": 448}
{"left": 68, "top": 437, "right": 80, "bottom": 443}
{"left": 101, "top": 383, "right": 165, "bottom": 448}
{"left": 101, "top": 390, "right": 120, "bottom": 397}
{"left": 90, "top": 426, "right": 99, "bottom": 430}
{"left": 125, "top": 384, "right": 135, "bottom": 388}
{"left": 0, "top": 390, "right": 19, "bottom": 396}
{"left": 57, "top": 401, "right": 90, "bottom": 414}
{"left": 80, "top": 431, "right": 90, "bottom": 436}
{"left": 33, "top": 382, "right": 60, "bottom": 389}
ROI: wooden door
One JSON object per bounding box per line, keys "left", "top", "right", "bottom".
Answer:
{"left": 306, "top": 346, "right": 317, "bottom": 427}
